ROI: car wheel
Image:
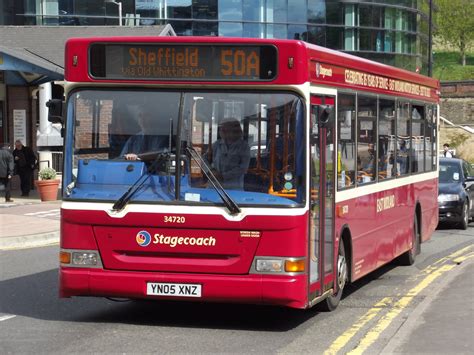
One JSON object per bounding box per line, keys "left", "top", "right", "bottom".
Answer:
{"left": 399, "top": 216, "right": 419, "bottom": 266}
{"left": 459, "top": 200, "right": 469, "bottom": 230}
{"left": 316, "top": 242, "right": 348, "bottom": 312}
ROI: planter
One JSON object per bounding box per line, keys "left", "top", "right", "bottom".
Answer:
{"left": 35, "top": 179, "right": 60, "bottom": 201}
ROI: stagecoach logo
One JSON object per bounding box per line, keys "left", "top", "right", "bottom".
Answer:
{"left": 316, "top": 62, "right": 333, "bottom": 78}
{"left": 136, "top": 230, "right": 152, "bottom": 247}
{"left": 135, "top": 230, "right": 217, "bottom": 248}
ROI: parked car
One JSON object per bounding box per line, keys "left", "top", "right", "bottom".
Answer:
{"left": 438, "top": 158, "right": 474, "bottom": 229}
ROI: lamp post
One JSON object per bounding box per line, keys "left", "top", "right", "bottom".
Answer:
{"left": 105, "top": 0, "right": 122, "bottom": 26}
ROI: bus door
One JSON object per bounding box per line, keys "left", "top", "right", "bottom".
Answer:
{"left": 309, "top": 95, "right": 335, "bottom": 298}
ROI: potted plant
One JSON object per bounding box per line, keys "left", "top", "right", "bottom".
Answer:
{"left": 35, "top": 167, "right": 60, "bottom": 201}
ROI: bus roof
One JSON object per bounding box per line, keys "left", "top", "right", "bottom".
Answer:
{"left": 65, "top": 36, "right": 439, "bottom": 102}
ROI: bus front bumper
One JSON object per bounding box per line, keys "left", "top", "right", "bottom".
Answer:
{"left": 59, "top": 267, "right": 308, "bottom": 309}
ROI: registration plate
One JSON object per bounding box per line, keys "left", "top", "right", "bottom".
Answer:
{"left": 146, "top": 282, "right": 202, "bottom": 298}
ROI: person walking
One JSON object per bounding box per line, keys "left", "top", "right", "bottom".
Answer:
{"left": 13, "top": 140, "right": 36, "bottom": 197}
{"left": 0, "top": 143, "right": 14, "bottom": 203}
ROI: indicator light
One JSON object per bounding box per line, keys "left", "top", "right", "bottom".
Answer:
{"left": 60, "top": 251, "right": 71, "bottom": 264}
{"left": 285, "top": 259, "right": 305, "bottom": 273}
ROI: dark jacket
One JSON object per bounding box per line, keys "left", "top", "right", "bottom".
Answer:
{"left": 0, "top": 148, "right": 14, "bottom": 178}
{"left": 13, "top": 145, "right": 36, "bottom": 171}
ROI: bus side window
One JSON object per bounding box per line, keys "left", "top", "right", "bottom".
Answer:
{"left": 337, "top": 94, "right": 356, "bottom": 189}
{"left": 378, "top": 99, "right": 396, "bottom": 180}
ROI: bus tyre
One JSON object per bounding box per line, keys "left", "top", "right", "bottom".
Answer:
{"left": 317, "top": 242, "right": 347, "bottom": 312}
{"left": 459, "top": 200, "right": 469, "bottom": 230}
{"left": 399, "top": 216, "right": 419, "bottom": 266}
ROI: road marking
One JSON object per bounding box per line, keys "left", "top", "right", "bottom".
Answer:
{"left": 325, "top": 245, "right": 473, "bottom": 354}
{"left": 24, "top": 209, "right": 60, "bottom": 219}
{"left": 24, "top": 209, "right": 60, "bottom": 216}
{"left": 0, "top": 314, "right": 16, "bottom": 322}
{"left": 324, "top": 297, "right": 393, "bottom": 355}
{"left": 347, "top": 264, "right": 456, "bottom": 355}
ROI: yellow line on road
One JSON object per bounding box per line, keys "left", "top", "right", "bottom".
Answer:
{"left": 347, "top": 264, "right": 456, "bottom": 355}
{"left": 324, "top": 245, "right": 473, "bottom": 355}
{"left": 323, "top": 297, "right": 393, "bottom": 355}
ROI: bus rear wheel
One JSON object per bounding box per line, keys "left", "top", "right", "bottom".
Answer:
{"left": 317, "top": 242, "right": 348, "bottom": 312}
{"left": 398, "top": 216, "right": 419, "bottom": 266}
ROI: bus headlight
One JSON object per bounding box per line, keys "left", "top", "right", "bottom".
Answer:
{"left": 253, "top": 257, "right": 305, "bottom": 274}
{"left": 72, "top": 252, "right": 98, "bottom": 265}
{"left": 438, "top": 194, "right": 459, "bottom": 202}
{"left": 256, "top": 259, "right": 284, "bottom": 272}
{"left": 60, "top": 249, "right": 103, "bottom": 268}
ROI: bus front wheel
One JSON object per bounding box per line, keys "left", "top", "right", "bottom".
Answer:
{"left": 317, "top": 242, "right": 348, "bottom": 312}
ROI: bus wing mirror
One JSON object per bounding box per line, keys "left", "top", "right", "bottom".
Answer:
{"left": 317, "top": 104, "right": 334, "bottom": 128}
{"left": 46, "top": 99, "right": 64, "bottom": 124}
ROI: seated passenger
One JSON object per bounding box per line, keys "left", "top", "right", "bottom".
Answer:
{"left": 208, "top": 119, "right": 250, "bottom": 190}
{"left": 358, "top": 143, "right": 375, "bottom": 182}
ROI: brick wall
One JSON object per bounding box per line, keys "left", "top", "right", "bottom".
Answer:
{"left": 440, "top": 81, "right": 474, "bottom": 125}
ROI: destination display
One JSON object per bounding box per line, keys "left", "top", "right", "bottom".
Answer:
{"left": 89, "top": 44, "right": 277, "bottom": 81}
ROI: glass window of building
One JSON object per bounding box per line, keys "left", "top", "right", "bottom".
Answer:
{"left": 219, "top": 22, "right": 243, "bottom": 37}
{"left": 357, "top": 96, "right": 377, "bottom": 184}
{"left": 288, "top": 24, "right": 307, "bottom": 40}
{"left": 307, "top": 26, "right": 326, "bottom": 46}
{"left": 170, "top": 20, "right": 192, "bottom": 36}
{"left": 397, "top": 101, "right": 411, "bottom": 176}
{"left": 288, "top": 0, "right": 307, "bottom": 23}
{"left": 266, "top": 0, "right": 287, "bottom": 23}
{"left": 243, "top": 0, "right": 264, "bottom": 22}
{"left": 344, "top": 4, "right": 356, "bottom": 51}
{"left": 266, "top": 24, "right": 287, "bottom": 39}
{"left": 308, "top": 0, "right": 326, "bottom": 24}
{"left": 337, "top": 94, "right": 356, "bottom": 189}
{"left": 135, "top": 0, "right": 161, "bottom": 24}
{"left": 193, "top": 0, "right": 218, "bottom": 20}
{"left": 167, "top": 0, "right": 191, "bottom": 19}
{"left": 193, "top": 21, "right": 218, "bottom": 36}
{"left": 325, "top": 1, "right": 343, "bottom": 25}
{"left": 378, "top": 99, "right": 396, "bottom": 180}
{"left": 219, "top": 0, "right": 242, "bottom": 21}
{"left": 326, "top": 27, "right": 343, "bottom": 49}
{"left": 359, "top": 4, "right": 382, "bottom": 28}
{"left": 243, "top": 23, "right": 264, "bottom": 38}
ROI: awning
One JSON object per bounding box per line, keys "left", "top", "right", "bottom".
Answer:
{"left": 0, "top": 46, "right": 63, "bottom": 85}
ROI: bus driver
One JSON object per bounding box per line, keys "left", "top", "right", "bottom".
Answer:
{"left": 208, "top": 119, "right": 250, "bottom": 190}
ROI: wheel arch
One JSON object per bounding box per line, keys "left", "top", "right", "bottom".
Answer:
{"left": 339, "top": 224, "right": 353, "bottom": 283}
{"left": 415, "top": 200, "right": 422, "bottom": 244}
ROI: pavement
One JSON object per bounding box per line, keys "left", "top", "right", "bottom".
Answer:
{"left": 0, "top": 188, "right": 473, "bottom": 354}
{"left": 0, "top": 188, "right": 61, "bottom": 250}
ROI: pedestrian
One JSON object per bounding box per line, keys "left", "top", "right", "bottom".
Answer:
{"left": 443, "top": 143, "right": 454, "bottom": 158}
{"left": 13, "top": 140, "right": 37, "bottom": 197}
{"left": 0, "top": 143, "right": 14, "bottom": 203}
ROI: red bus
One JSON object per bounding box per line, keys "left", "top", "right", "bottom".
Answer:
{"left": 55, "top": 37, "right": 439, "bottom": 310}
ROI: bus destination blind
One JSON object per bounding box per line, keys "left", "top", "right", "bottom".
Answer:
{"left": 90, "top": 44, "right": 277, "bottom": 81}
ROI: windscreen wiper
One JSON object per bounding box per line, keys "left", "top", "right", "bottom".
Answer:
{"left": 186, "top": 147, "right": 241, "bottom": 215}
{"left": 112, "top": 153, "right": 170, "bottom": 211}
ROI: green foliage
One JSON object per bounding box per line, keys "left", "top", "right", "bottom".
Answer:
{"left": 434, "top": 0, "right": 474, "bottom": 66}
{"left": 448, "top": 133, "right": 470, "bottom": 149}
{"left": 38, "top": 167, "right": 57, "bottom": 180}
{"left": 433, "top": 51, "right": 474, "bottom": 80}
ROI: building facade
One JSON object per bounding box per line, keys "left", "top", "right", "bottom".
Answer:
{"left": 1, "top": 0, "right": 432, "bottom": 75}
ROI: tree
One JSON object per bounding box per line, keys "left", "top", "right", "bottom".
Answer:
{"left": 435, "top": 0, "right": 474, "bottom": 66}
